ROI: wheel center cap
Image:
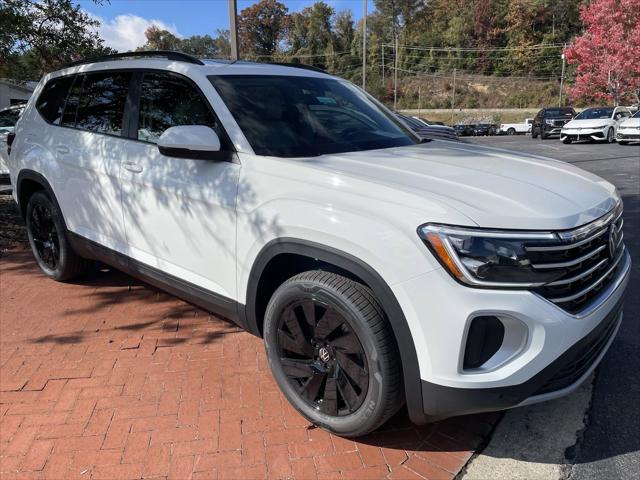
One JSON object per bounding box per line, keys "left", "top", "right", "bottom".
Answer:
{"left": 318, "top": 347, "right": 331, "bottom": 363}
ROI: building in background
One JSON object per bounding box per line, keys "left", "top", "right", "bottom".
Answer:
{"left": 0, "top": 80, "right": 36, "bottom": 109}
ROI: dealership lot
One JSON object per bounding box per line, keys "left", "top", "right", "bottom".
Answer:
{"left": 0, "top": 136, "right": 638, "bottom": 480}
{"left": 465, "top": 136, "right": 640, "bottom": 480}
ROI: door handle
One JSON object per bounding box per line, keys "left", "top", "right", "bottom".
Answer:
{"left": 55, "top": 145, "right": 70, "bottom": 155}
{"left": 123, "top": 162, "right": 143, "bottom": 173}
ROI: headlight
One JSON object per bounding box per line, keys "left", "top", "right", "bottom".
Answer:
{"left": 418, "top": 224, "right": 565, "bottom": 287}
{"left": 595, "top": 125, "right": 608, "bottom": 129}
{"left": 544, "top": 119, "right": 555, "bottom": 125}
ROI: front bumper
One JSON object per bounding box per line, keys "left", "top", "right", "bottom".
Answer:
{"left": 392, "top": 250, "right": 631, "bottom": 421}
{"left": 561, "top": 129, "right": 607, "bottom": 141}
{"left": 616, "top": 131, "right": 640, "bottom": 142}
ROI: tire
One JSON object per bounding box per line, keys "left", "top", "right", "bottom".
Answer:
{"left": 264, "top": 270, "right": 403, "bottom": 437}
{"left": 540, "top": 131, "right": 549, "bottom": 140}
{"left": 531, "top": 128, "right": 538, "bottom": 139}
{"left": 606, "top": 128, "right": 615, "bottom": 143}
{"left": 619, "top": 141, "right": 629, "bottom": 145}
{"left": 26, "top": 191, "right": 89, "bottom": 281}
{"left": 562, "top": 137, "right": 572, "bottom": 144}
{"left": 507, "top": 128, "right": 516, "bottom": 136}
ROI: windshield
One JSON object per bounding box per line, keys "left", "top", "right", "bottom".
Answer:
{"left": 575, "top": 108, "right": 614, "bottom": 120}
{"left": 209, "top": 75, "right": 417, "bottom": 157}
{"left": 632, "top": 110, "right": 640, "bottom": 119}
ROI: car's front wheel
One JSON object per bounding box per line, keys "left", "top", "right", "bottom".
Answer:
{"left": 26, "top": 191, "right": 89, "bottom": 281}
{"left": 264, "top": 270, "right": 403, "bottom": 437}
{"left": 562, "top": 136, "right": 572, "bottom": 144}
{"left": 606, "top": 128, "right": 615, "bottom": 143}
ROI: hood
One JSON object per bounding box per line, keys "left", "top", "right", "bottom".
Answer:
{"left": 564, "top": 118, "right": 611, "bottom": 129}
{"left": 620, "top": 117, "right": 640, "bottom": 128}
{"left": 295, "top": 142, "right": 618, "bottom": 230}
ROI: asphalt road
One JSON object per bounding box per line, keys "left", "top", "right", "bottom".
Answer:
{"left": 465, "top": 135, "right": 640, "bottom": 480}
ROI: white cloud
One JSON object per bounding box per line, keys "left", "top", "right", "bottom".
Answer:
{"left": 92, "top": 14, "right": 182, "bottom": 52}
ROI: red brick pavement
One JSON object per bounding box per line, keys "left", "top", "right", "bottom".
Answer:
{"left": 0, "top": 250, "right": 499, "bottom": 479}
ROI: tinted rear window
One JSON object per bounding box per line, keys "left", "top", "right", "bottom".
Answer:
{"left": 36, "top": 76, "right": 74, "bottom": 124}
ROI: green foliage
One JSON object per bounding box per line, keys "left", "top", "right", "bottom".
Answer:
{"left": 0, "top": 0, "right": 114, "bottom": 81}
{"left": 137, "top": 27, "right": 231, "bottom": 58}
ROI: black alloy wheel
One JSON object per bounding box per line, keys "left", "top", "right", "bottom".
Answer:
{"left": 26, "top": 191, "right": 89, "bottom": 281}
{"left": 276, "top": 299, "right": 369, "bottom": 416}
{"left": 28, "top": 199, "right": 61, "bottom": 272}
{"left": 264, "top": 270, "right": 404, "bottom": 437}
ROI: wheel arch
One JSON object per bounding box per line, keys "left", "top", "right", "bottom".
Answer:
{"left": 244, "top": 237, "right": 426, "bottom": 424}
{"left": 16, "top": 170, "right": 63, "bottom": 223}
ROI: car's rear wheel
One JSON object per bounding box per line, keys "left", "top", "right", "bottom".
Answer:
{"left": 26, "top": 191, "right": 89, "bottom": 281}
{"left": 507, "top": 128, "right": 516, "bottom": 136}
{"left": 264, "top": 270, "right": 403, "bottom": 437}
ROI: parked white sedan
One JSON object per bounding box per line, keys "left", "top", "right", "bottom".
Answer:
{"left": 560, "top": 106, "right": 632, "bottom": 144}
{"left": 616, "top": 109, "right": 640, "bottom": 145}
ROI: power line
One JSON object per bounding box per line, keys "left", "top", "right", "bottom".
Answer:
{"left": 382, "top": 43, "right": 565, "bottom": 52}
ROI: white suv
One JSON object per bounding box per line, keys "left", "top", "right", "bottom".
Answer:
{"left": 7, "top": 52, "right": 631, "bottom": 437}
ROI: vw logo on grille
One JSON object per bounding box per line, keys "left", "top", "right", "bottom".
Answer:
{"left": 318, "top": 347, "right": 331, "bottom": 363}
{"left": 608, "top": 223, "right": 619, "bottom": 258}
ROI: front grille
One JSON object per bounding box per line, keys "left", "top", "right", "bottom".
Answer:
{"left": 553, "top": 119, "right": 570, "bottom": 127}
{"left": 527, "top": 204, "right": 625, "bottom": 314}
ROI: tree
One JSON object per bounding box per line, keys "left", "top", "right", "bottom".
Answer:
{"left": 180, "top": 35, "right": 221, "bottom": 58}
{"left": 0, "top": 0, "right": 114, "bottom": 80}
{"left": 138, "top": 26, "right": 181, "bottom": 51}
{"left": 238, "top": 0, "right": 289, "bottom": 58}
{"left": 135, "top": 28, "right": 231, "bottom": 59}
{"left": 288, "top": 2, "right": 335, "bottom": 68}
{"left": 565, "top": 0, "right": 640, "bottom": 105}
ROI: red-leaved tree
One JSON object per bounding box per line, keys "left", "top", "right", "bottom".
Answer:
{"left": 565, "top": 0, "right": 640, "bottom": 105}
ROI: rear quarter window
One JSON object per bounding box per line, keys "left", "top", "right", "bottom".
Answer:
{"left": 35, "top": 76, "right": 74, "bottom": 124}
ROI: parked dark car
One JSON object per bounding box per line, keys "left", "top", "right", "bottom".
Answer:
{"left": 396, "top": 113, "right": 458, "bottom": 141}
{"left": 531, "top": 107, "right": 576, "bottom": 139}
{"left": 473, "top": 123, "right": 498, "bottom": 136}
{"left": 453, "top": 124, "right": 476, "bottom": 136}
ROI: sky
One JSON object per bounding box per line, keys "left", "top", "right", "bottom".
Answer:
{"left": 79, "top": 0, "right": 372, "bottom": 52}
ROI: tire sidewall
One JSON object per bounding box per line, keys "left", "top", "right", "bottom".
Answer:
{"left": 26, "top": 192, "right": 69, "bottom": 280}
{"left": 264, "top": 280, "right": 387, "bottom": 436}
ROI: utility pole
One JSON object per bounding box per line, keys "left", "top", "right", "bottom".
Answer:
{"left": 559, "top": 51, "right": 566, "bottom": 107}
{"left": 393, "top": 36, "right": 399, "bottom": 111}
{"left": 362, "top": 0, "right": 367, "bottom": 90}
{"left": 451, "top": 68, "right": 456, "bottom": 123}
{"left": 228, "top": 0, "right": 239, "bottom": 61}
{"left": 381, "top": 45, "right": 385, "bottom": 85}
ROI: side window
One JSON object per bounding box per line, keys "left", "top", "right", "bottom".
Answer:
{"left": 61, "top": 75, "right": 84, "bottom": 127}
{"left": 35, "top": 76, "right": 74, "bottom": 124}
{"left": 75, "top": 72, "right": 131, "bottom": 136}
{"left": 137, "top": 72, "right": 217, "bottom": 144}
{"left": 0, "top": 110, "right": 20, "bottom": 129}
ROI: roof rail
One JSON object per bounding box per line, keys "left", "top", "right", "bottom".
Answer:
{"left": 270, "top": 62, "right": 326, "bottom": 74}
{"left": 63, "top": 50, "right": 205, "bottom": 69}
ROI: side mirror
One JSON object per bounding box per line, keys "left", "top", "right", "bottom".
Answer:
{"left": 157, "top": 126, "right": 224, "bottom": 160}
